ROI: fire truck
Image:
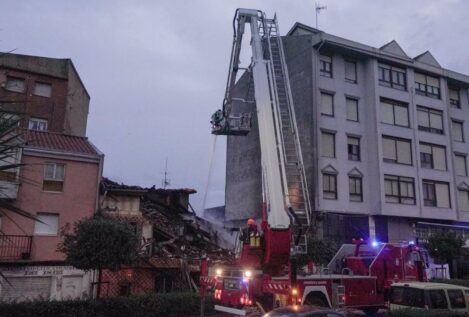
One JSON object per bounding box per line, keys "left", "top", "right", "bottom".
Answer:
{"left": 200, "top": 9, "right": 428, "bottom": 315}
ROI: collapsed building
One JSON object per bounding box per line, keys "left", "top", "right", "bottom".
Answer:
{"left": 98, "top": 178, "right": 233, "bottom": 297}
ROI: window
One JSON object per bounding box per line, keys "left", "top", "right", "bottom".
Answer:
{"left": 382, "top": 136, "right": 412, "bottom": 165}
{"left": 417, "top": 106, "right": 443, "bottom": 134}
{"left": 28, "top": 118, "right": 48, "bottom": 131}
{"left": 428, "top": 290, "right": 448, "bottom": 309}
{"left": 390, "top": 287, "right": 425, "bottom": 308}
{"left": 452, "top": 120, "right": 464, "bottom": 142}
{"left": 381, "top": 98, "right": 409, "bottom": 127}
{"left": 321, "top": 132, "right": 335, "bottom": 158}
{"left": 349, "top": 176, "right": 362, "bottom": 202}
{"left": 43, "top": 163, "right": 65, "bottom": 192}
{"left": 447, "top": 289, "right": 466, "bottom": 309}
{"left": 33, "top": 82, "right": 52, "bottom": 97}
{"left": 321, "top": 92, "right": 334, "bottom": 116}
{"left": 345, "top": 60, "right": 357, "bottom": 83}
{"left": 347, "top": 136, "right": 360, "bottom": 161}
{"left": 423, "top": 180, "right": 450, "bottom": 208}
{"left": 378, "top": 63, "right": 406, "bottom": 90}
{"left": 323, "top": 173, "right": 337, "bottom": 199}
{"left": 455, "top": 154, "right": 467, "bottom": 176}
{"left": 320, "top": 55, "right": 332, "bottom": 78}
{"left": 5, "top": 77, "right": 25, "bottom": 93}
{"left": 419, "top": 143, "right": 446, "bottom": 170}
{"left": 449, "top": 87, "right": 460, "bottom": 108}
{"left": 34, "top": 213, "right": 59, "bottom": 235}
{"left": 346, "top": 98, "right": 358, "bottom": 122}
{"left": 384, "top": 175, "right": 415, "bottom": 205}
{"left": 415, "top": 72, "right": 440, "bottom": 99}
{"left": 458, "top": 190, "right": 469, "bottom": 211}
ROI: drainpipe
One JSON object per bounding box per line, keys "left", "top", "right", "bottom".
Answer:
{"left": 95, "top": 154, "right": 105, "bottom": 213}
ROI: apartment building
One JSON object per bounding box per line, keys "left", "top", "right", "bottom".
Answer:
{"left": 225, "top": 23, "right": 469, "bottom": 246}
{"left": 0, "top": 53, "right": 90, "bottom": 137}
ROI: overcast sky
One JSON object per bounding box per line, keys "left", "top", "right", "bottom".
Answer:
{"left": 2, "top": 0, "right": 468, "bottom": 214}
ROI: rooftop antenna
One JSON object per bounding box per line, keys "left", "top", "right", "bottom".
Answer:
{"left": 161, "top": 157, "right": 171, "bottom": 189}
{"left": 315, "top": 3, "right": 327, "bottom": 29}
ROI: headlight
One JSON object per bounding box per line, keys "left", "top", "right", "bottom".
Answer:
{"left": 244, "top": 270, "right": 252, "bottom": 278}
{"left": 216, "top": 269, "right": 222, "bottom": 276}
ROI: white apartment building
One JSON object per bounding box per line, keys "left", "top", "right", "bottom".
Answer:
{"left": 225, "top": 22, "right": 469, "bottom": 246}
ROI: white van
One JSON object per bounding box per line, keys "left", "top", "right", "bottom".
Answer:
{"left": 390, "top": 282, "right": 469, "bottom": 315}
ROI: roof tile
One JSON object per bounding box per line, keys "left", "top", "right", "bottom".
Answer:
{"left": 24, "top": 130, "right": 100, "bottom": 156}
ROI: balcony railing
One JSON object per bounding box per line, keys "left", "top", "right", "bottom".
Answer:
{"left": 0, "top": 235, "right": 32, "bottom": 261}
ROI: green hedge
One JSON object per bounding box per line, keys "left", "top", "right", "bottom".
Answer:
{"left": 0, "top": 292, "right": 215, "bottom": 317}
{"left": 389, "top": 309, "right": 465, "bottom": 317}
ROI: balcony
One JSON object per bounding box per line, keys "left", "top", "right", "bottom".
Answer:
{"left": 0, "top": 235, "right": 32, "bottom": 261}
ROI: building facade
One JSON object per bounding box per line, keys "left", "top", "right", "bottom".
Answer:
{"left": 0, "top": 53, "right": 90, "bottom": 137}
{"left": 0, "top": 130, "right": 103, "bottom": 301}
{"left": 226, "top": 23, "right": 469, "bottom": 245}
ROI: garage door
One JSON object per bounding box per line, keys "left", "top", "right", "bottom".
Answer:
{"left": 0, "top": 277, "right": 52, "bottom": 302}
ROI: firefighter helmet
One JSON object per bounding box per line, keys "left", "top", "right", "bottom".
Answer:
{"left": 247, "top": 218, "right": 255, "bottom": 225}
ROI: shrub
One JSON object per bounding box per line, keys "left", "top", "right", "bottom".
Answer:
{"left": 0, "top": 292, "right": 215, "bottom": 317}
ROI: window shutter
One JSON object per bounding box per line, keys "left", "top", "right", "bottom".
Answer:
{"left": 382, "top": 138, "right": 396, "bottom": 161}
{"left": 33, "top": 83, "right": 52, "bottom": 97}
{"left": 458, "top": 190, "right": 469, "bottom": 211}
{"left": 435, "top": 183, "right": 450, "bottom": 208}
{"left": 321, "top": 93, "right": 333, "bottom": 115}
{"left": 34, "top": 214, "right": 59, "bottom": 235}
{"left": 414, "top": 72, "right": 426, "bottom": 84}
{"left": 345, "top": 61, "right": 356, "bottom": 81}
{"left": 452, "top": 121, "right": 464, "bottom": 141}
{"left": 394, "top": 105, "right": 408, "bottom": 126}
{"left": 346, "top": 98, "right": 358, "bottom": 121}
{"left": 429, "top": 112, "right": 443, "bottom": 130}
{"left": 322, "top": 133, "right": 335, "bottom": 157}
{"left": 417, "top": 109, "right": 429, "bottom": 127}
{"left": 397, "top": 140, "right": 411, "bottom": 164}
{"left": 449, "top": 89, "right": 459, "bottom": 100}
{"left": 381, "top": 101, "right": 394, "bottom": 124}
{"left": 432, "top": 147, "right": 446, "bottom": 170}
{"left": 455, "top": 155, "right": 467, "bottom": 176}
{"left": 427, "top": 76, "right": 439, "bottom": 87}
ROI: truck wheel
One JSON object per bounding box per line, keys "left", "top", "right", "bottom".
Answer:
{"left": 304, "top": 295, "right": 328, "bottom": 307}
{"left": 362, "top": 307, "right": 379, "bottom": 315}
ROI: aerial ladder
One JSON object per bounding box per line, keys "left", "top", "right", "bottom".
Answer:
{"left": 210, "top": 8, "right": 312, "bottom": 267}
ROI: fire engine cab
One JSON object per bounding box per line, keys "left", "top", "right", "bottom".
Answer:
{"left": 200, "top": 8, "right": 428, "bottom": 315}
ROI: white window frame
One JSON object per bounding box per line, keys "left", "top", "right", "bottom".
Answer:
{"left": 34, "top": 213, "right": 59, "bottom": 236}
{"left": 43, "top": 163, "right": 65, "bottom": 192}
{"left": 28, "top": 118, "right": 48, "bottom": 131}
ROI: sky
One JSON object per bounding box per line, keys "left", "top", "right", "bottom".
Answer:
{"left": 1, "top": 0, "right": 468, "bottom": 214}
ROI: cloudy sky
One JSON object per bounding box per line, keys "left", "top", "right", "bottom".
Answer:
{"left": 2, "top": 0, "right": 468, "bottom": 213}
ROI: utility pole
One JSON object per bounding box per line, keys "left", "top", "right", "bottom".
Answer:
{"left": 315, "top": 3, "right": 327, "bottom": 29}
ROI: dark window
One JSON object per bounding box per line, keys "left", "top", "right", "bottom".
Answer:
{"left": 320, "top": 55, "right": 332, "bottom": 78}
{"left": 155, "top": 274, "right": 173, "bottom": 293}
{"left": 448, "top": 289, "right": 466, "bottom": 309}
{"left": 449, "top": 87, "right": 460, "bottom": 108}
{"left": 349, "top": 176, "right": 363, "bottom": 202}
{"left": 378, "top": 63, "right": 406, "bottom": 90}
{"left": 347, "top": 136, "right": 360, "bottom": 161}
{"left": 417, "top": 106, "right": 443, "bottom": 134}
{"left": 419, "top": 143, "right": 446, "bottom": 170}
{"left": 323, "top": 173, "right": 337, "bottom": 200}
{"left": 119, "top": 283, "right": 131, "bottom": 297}
{"left": 415, "top": 72, "right": 440, "bottom": 99}
{"left": 345, "top": 60, "right": 357, "bottom": 83}
{"left": 428, "top": 289, "right": 448, "bottom": 309}
{"left": 423, "top": 182, "right": 436, "bottom": 206}
{"left": 390, "top": 286, "right": 425, "bottom": 308}
{"left": 384, "top": 175, "right": 415, "bottom": 205}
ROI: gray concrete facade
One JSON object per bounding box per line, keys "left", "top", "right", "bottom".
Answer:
{"left": 225, "top": 22, "right": 469, "bottom": 245}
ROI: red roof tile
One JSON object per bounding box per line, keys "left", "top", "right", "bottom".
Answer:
{"left": 24, "top": 130, "right": 100, "bottom": 156}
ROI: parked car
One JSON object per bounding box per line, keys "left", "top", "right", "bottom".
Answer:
{"left": 263, "top": 305, "right": 346, "bottom": 317}
{"left": 390, "top": 282, "right": 469, "bottom": 315}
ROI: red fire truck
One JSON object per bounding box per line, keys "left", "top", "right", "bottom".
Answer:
{"left": 201, "top": 9, "right": 428, "bottom": 315}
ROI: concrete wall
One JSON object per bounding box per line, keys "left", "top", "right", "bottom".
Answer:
{"left": 65, "top": 63, "right": 89, "bottom": 137}
{"left": 225, "top": 72, "right": 262, "bottom": 221}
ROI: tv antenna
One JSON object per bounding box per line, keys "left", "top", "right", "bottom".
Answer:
{"left": 315, "top": 3, "right": 327, "bottom": 29}
{"left": 161, "top": 157, "right": 171, "bottom": 189}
